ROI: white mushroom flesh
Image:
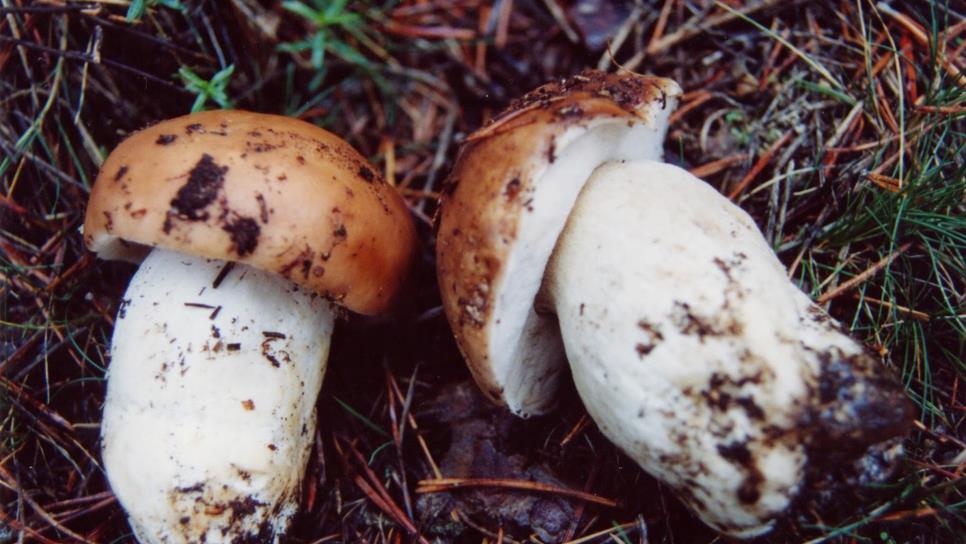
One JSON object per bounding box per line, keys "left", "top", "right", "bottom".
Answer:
{"left": 543, "top": 160, "right": 892, "bottom": 537}
{"left": 490, "top": 120, "right": 671, "bottom": 416}
{"left": 102, "top": 248, "right": 334, "bottom": 543}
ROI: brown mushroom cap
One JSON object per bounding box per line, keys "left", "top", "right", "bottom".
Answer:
{"left": 84, "top": 110, "right": 416, "bottom": 316}
{"left": 436, "top": 70, "right": 681, "bottom": 415}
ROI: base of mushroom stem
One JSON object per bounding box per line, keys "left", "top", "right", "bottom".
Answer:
{"left": 101, "top": 248, "right": 335, "bottom": 544}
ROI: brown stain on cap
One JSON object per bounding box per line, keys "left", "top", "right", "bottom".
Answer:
{"left": 84, "top": 110, "right": 417, "bottom": 316}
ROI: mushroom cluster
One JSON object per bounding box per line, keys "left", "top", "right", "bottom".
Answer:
{"left": 84, "top": 110, "right": 415, "bottom": 543}
{"left": 435, "top": 70, "right": 912, "bottom": 537}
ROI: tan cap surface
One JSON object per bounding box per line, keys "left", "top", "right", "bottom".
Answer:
{"left": 436, "top": 70, "right": 681, "bottom": 414}
{"left": 84, "top": 110, "right": 416, "bottom": 316}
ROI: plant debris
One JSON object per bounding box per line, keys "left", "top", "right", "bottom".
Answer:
{"left": 1, "top": 1, "right": 963, "bottom": 542}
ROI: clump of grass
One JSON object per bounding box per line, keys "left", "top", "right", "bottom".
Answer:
{"left": 177, "top": 64, "right": 236, "bottom": 112}
{"left": 125, "top": 0, "right": 183, "bottom": 22}
{"left": 277, "top": 0, "right": 372, "bottom": 90}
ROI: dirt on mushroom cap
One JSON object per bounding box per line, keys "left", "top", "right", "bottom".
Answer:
{"left": 84, "top": 110, "right": 417, "bottom": 316}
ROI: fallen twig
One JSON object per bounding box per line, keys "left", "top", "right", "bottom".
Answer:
{"left": 416, "top": 477, "right": 618, "bottom": 508}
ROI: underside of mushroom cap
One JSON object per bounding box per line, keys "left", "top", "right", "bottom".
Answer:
{"left": 436, "top": 70, "right": 682, "bottom": 416}
{"left": 84, "top": 110, "right": 416, "bottom": 316}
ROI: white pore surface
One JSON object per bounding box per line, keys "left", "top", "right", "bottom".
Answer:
{"left": 102, "top": 248, "right": 335, "bottom": 544}
{"left": 490, "top": 119, "right": 670, "bottom": 417}
{"left": 545, "top": 161, "right": 866, "bottom": 537}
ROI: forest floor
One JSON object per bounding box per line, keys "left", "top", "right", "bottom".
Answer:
{"left": 1, "top": 1, "right": 964, "bottom": 543}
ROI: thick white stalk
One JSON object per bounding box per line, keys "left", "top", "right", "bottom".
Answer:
{"left": 544, "top": 161, "right": 907, "bottom": 537}
{"left": 102, "top": 248, "right": 334, "bottom": 543}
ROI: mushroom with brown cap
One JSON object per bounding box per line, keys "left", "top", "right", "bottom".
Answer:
{"left": 84, "top": 110, "right": 416, "bottom": 543}
{"left": 435, "top": 70, "right": 912, "bottom": 538}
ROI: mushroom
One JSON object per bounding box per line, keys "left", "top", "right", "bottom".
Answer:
{"left": 435, "top": 70, "right": 912, "bottom": 537}
{"left": 84, "top": 110, "right": 415, "bottom": 543}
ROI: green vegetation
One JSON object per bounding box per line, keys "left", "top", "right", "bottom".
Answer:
{"left": 178, "top": 64, "right": 236, "bottom": 112}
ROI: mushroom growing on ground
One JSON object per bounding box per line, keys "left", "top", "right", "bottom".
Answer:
{"left": 435, "top": 70, "right": 912, "bottom": 538}
{"left": 84, "top": 110, "right": 416, "bottom": 543}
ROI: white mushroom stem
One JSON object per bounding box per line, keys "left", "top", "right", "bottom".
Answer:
{"left": 542, "top": 161, "right": 901, "bottom": 537}
{"left": 488, "top": 121, "right": 671, "bottom": 416}
{"left": 102, "top": 248, "right": 334, "bottom": 544}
